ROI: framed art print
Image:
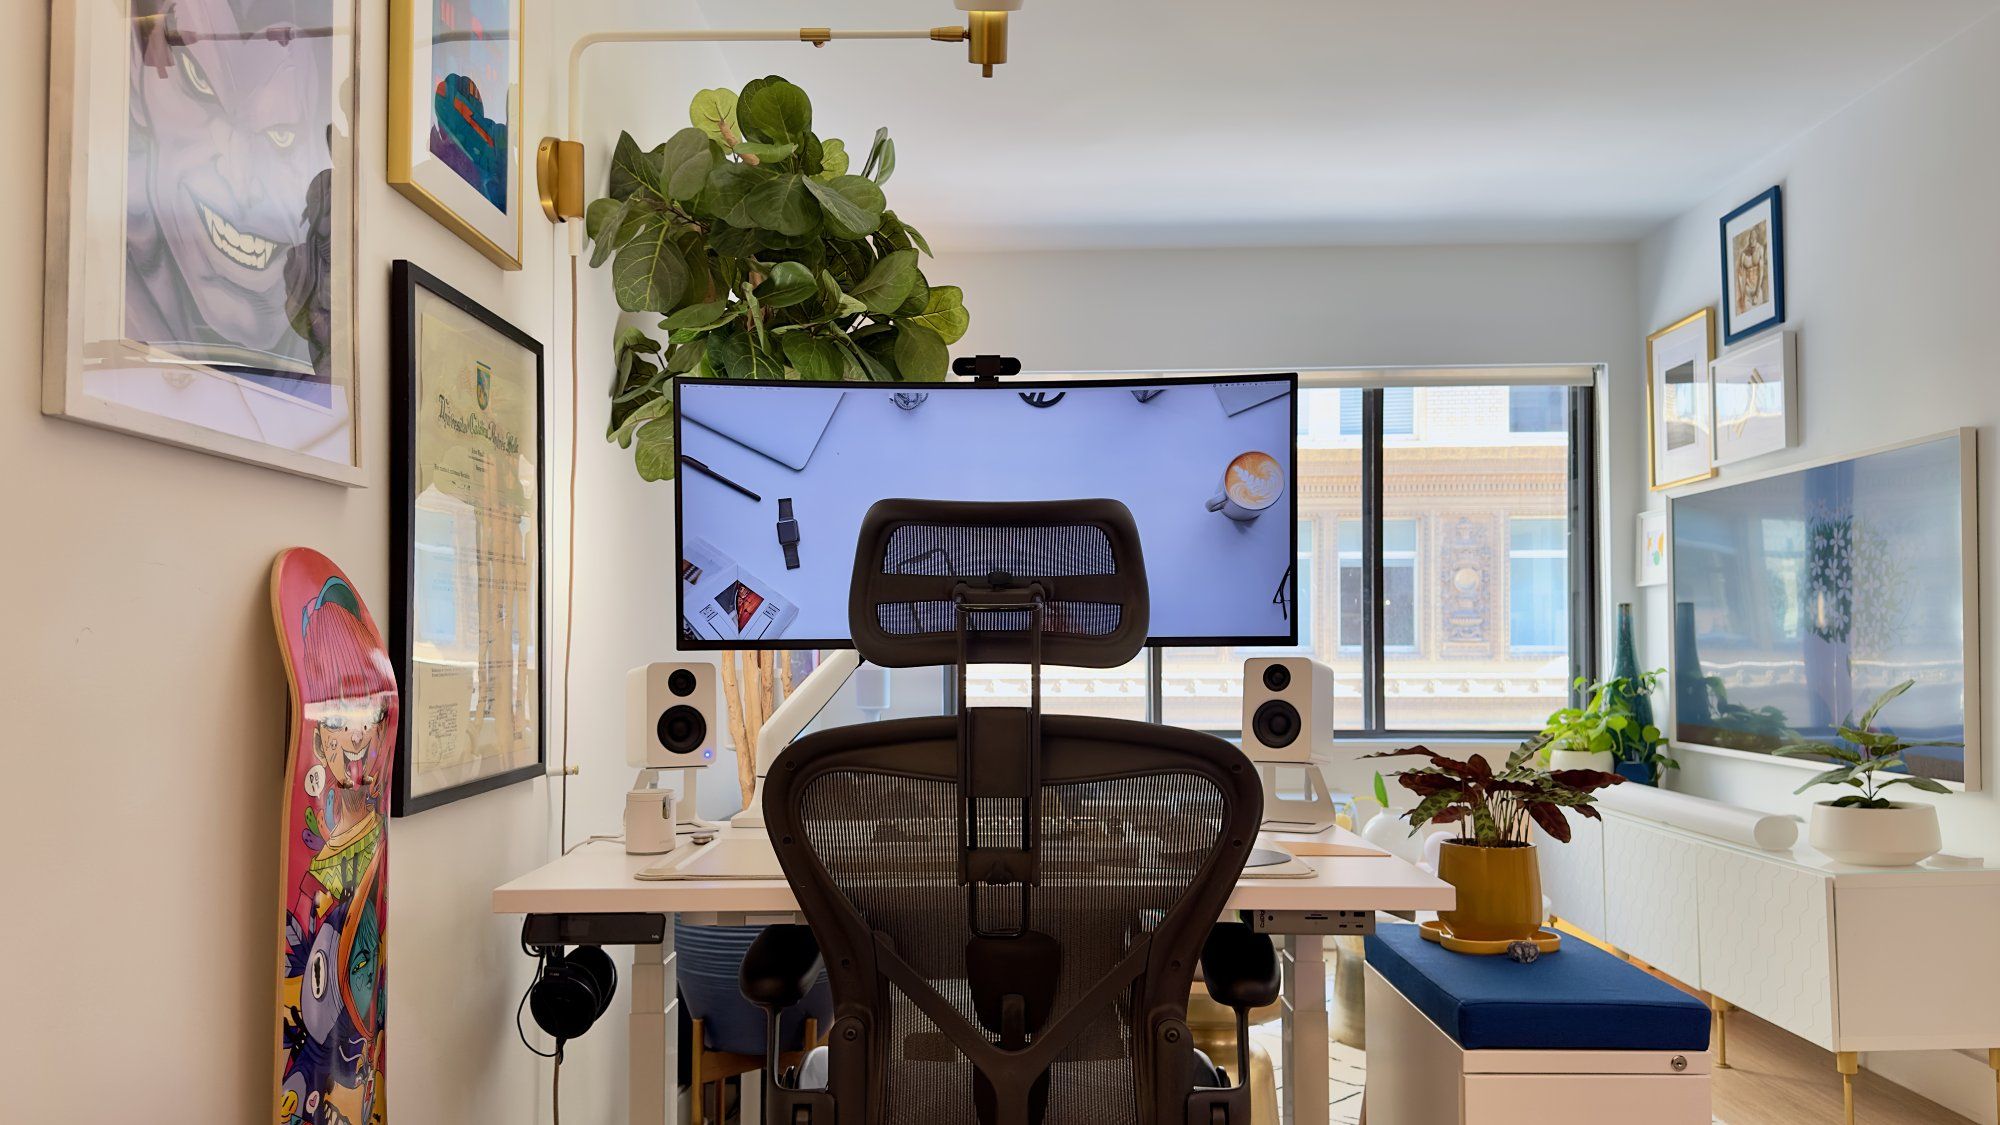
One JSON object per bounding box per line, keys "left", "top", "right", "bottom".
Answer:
{"left": 389, "top": 0, "right": 525, "bottom": 270}
{"left": 43, "top": 0, "right": 362, "bottom": 484}
{"left": 1711, "top": 330, "right": 1797, "bottom": 465}
{"left": 1636, "top": 509, "right": 1667, "bottom": 587}
{"left": 390, "top": 261, "right": 546, "bottom": 814}
{"left": 1720, "top": 185, "right": 1785, "bottom": 345}
{"left": 1646, "top": 308, "right": 1717, "bottom": 491}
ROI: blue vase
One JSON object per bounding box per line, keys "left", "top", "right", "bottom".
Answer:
{"left": 676, "top": 920, "right": 833, "bottom": 1055}
{"left": 1614, "top": 759, "right": 1657, "bottom": 786}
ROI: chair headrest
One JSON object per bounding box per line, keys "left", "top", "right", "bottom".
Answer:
{"left": 847, "top": 499, "right": 1149, "bottom": 669}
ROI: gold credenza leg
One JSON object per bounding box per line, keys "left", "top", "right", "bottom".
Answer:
{"left": 1837, "top": 1051, "right": 1859, "bottom": 1125}
{"left": 1986, "top": 1048, "right": 2000, "bottom": 1125}
{"left": 1710, "top": 996, "right": 1733, "bottom": 1070}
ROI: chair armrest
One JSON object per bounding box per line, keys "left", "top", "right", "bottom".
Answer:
{"left": 1200, "top": 923, "right": 1280, "bottom": 1012}
{"left": 739, "top": 924, "right": 823, "bottom": 1012}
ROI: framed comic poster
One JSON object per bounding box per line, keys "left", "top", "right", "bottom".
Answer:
{"left": 43, "top": 0, "right": 362, "bottom": 485}
{"left": 1646, "top": 308, "right": 1717, "bottom": 491}
{"left": 389, "top": 261, "right": 545, "bottom": 814}
{"left": 389, "top": 0, "right": 525, "bottom": 269}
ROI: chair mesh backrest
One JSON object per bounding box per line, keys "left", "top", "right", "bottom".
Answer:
{"left": 769, "top": 718, "right": 1256, "bottom": 1125}
{"left": 848, "top": 499, "right": 1150, "bottom": 668}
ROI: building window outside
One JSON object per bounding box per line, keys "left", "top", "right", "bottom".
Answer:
{"left": 1508, "top": 518, "right": 1568, "bottom": 652}
{"left": 1340, "top": 386, "right": 1413, "bottom": 436}
{"left": 1508, "top": 385, "right": 1566, "bottom": 433}
{"left": 1337, "top": 519, "right": 1417, "bottom": 651}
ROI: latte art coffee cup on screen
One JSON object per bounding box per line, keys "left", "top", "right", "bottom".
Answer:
{"left": 1206, "top": 450, "right": 1285, "bottom": 522}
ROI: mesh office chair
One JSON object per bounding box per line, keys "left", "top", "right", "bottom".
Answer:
{"left": 740, "top": 499, "right": 1277, "bottom": 1125}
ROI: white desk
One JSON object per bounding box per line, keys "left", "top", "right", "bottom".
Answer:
{"left": 494, "top": 824, "right": 1451, "bottom": 1125}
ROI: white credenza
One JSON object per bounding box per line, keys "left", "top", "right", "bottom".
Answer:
{"left": 1536, "top": 801, "right": 2000, "bottom": 1066}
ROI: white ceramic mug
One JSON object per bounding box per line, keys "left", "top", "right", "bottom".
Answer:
{"left": 1206, "top": 450, "right": 1285, "bottom": 522}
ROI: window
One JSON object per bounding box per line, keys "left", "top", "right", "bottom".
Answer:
{"left": 1338, "top": 520, "right": 1415, "bottom": 650}
{"left": 1508, "top": 385, "right": 1566, "bottom": 433}
{"left": 1508, "top": 518, "right": 1567, "bottom": 652}
{"left": 1339, "top": 387, "right": 1413, "bottom": 436}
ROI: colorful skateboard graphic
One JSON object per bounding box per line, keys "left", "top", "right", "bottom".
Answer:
{"left": 272, "top": 550, "right": 398, "bottom": 1125}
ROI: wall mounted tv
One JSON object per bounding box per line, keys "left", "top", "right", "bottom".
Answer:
{"left": 1669, "top": 429, "right": 1979, "bottom": 787}
{"left": 672, "top": 373, "right": 1298, "bottom": 650}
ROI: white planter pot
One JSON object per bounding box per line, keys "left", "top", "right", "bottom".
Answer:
{"left": 1808, "top": 801, "right": 1942, "bottom": 867}
{"left": 1546, "top": 749, "right": 1614, "bottom": 773}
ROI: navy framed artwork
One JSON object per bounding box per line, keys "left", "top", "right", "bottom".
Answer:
{"left": 1719, "top": 185, "right": 1785, "bottom": 345}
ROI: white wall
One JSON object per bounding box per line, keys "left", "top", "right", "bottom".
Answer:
{"left": 1633, "top": 12, "right": 2000, "bottom": 1119}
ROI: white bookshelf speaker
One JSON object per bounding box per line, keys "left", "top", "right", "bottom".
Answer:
{"left": 1241, "top": 656, "right": 1332, "bottom": 764}
{"left": 627, "top": 662, "right": 718, "bottom": 769}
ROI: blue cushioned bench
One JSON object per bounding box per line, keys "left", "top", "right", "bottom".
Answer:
{"left": 1362, "top": 924, "right": 1713, "bottom": 1124}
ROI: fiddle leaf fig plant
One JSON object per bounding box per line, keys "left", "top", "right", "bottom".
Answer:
{"left": 591, "top": 76, "right": 971, "bottom": 480}
{"left": 1775, "top": 680, "right": 1956, "bottom": 808}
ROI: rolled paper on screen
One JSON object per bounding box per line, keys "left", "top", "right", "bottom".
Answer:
{"left": 1598, "top": 785, "right": 1799, "bottom": 852}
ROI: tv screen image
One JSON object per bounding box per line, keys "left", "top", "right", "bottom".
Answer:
{"left": 1669, "top": 430, "right": 1977, "bottom": 784}
{"left": 673, "top": 374, "right": 1299, "bottom": 649}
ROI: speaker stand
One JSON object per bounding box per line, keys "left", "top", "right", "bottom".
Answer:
{"left": 1255, "top": 760, "right": 1340, "bottom": 834}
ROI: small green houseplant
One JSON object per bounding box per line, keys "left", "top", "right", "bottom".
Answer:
{"left": 1776, "top": 680, "right": 1953, "bottom": 866}
{"left": 1535, "top": 670, "right": 1676, "bottom": 781}
{"left": 588, "top": 76, "right": 971, "bottom": 480}
{"left": 1367, "top": 743, "right": 1623, "bottom": 943}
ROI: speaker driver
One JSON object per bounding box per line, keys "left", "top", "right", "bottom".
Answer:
{"left": 1251, "top": 699, "right": 1301, "bottom": 749}
{"left": 667, "top": 668, "right": 697, "bottom": 697}
{"left": 1261, "top": 663, "right": 1292, "bottom": 693}
{"left": 657, "top": 705, "right": 708, "bottom": 755}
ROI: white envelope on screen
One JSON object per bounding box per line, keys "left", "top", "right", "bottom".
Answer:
{"left": 682, "top": 386, "right": 845, "bottom": 470}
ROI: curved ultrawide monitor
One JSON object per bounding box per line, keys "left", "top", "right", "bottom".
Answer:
{"left": 672, "top": 373, "right": 1299, "bottom": 649}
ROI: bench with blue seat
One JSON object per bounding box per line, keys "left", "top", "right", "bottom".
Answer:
{"left": 1363, "top": 924, "right": 1713, "bottom": 1124}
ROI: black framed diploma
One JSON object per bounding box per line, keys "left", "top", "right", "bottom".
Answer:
{"left": 389, "top": 260, "right": 546, "bottom": 814}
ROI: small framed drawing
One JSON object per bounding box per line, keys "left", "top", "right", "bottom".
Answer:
{"left": 43, "top": 0, "right": 362, "bottom": 484}
{"left": 1636, "top": 509, "right": 1667, "bottom": 587}
{"left": 389, "top": 0, "right": 525, "bottom": 270}
{"left": 1720, "top": 186, "right": 1785, "bottom": 345}
{"left": 1711, "top": 330, "right": 1797, "bottom": 465}
{"left": 390, "top": 261, "right": 546, "bottom": 814}
{"left": 1646, "top": 308, "right": 1717, "bottom": 491}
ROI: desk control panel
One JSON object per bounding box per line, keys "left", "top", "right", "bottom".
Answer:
{"left": 1247, "top": 909, "right": 1374, "bottom": 936}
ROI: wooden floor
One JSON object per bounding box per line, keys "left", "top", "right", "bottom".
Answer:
{"left": 1709, "top": 1006, "right": 1974, "bottom": 1125}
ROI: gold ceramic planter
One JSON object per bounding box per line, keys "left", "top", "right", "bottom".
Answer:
{"left": 1436, "top": 841, "right": 1543, "bottom": 942}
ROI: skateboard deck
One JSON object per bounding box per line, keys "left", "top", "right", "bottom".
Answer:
{"left": 272, "top": 549, "right": 398, "bottom": 1125}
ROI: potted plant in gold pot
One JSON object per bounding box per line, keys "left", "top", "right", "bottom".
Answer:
{"left": 1368, "top": 744, "right": 1624, "bottom": 945}
{"left": 1776, "top": 680, "right": 1953, "bottom": 867}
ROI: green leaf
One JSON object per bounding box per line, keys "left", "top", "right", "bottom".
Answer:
{"left": 661, "top": 300, "right": 734, "bottom": 333}
{"left": 849, "top": 249, "right": 919, "bottom": 314}
{"left": 706, "top": 329, "right": 753, "bottom": 380}
{"left": 815, "top": 137, "right": 849, "bottom": 180}
{"left": 610, "top": 396, "right": 672, "bottom": 448}
{"left": 1858, "top": 679, "right": 1915, "bottom": 730}
{"left": 732, "top": 141, "right": 798, "bottom": 166}
{"left": 738, "top": 76, "right": 813, "bottom": 144}
{"left": 703, "top": 162, "right": 771, "bottom": 228}
{"left": 1881, "top": 775, "right": 1953, "bottom": 794}
{"left": 610, "top": 131, "right": 668, "bottom": 201}
{"left": 901, "top": 285, "right": 970, "bottom": 345}
{"left": 861, "top": 126, "right": 895, "bottom": 184}
{"left": 1794, "top": 764, "right": 1860, "bottom": 795}
{"left": 689, "top": 88, "right": 740, "bottom": 145}
{"left": 745, "top": 174, "right": 819, "bottom": 237}
{"left": 803, "top": 175, "right": 885, "bottom": 240}
{"left": 1373, "top": 772, "right": 1392, "bottom": 808}
{"left": 780, "top": 333, "right": 845, "bottom": 380}
{"left": 892, "top": 324, "right": 950, "bottom": 381}
{"left": 661, "top": 128, "right": 715, "bottom": 202}
{"left": 612, "top": 214, "right": 689, "bottom": 313}
{"left": 632, "top": 417, "right": 678, "bottom": 481}
{"left": 753, "top": 261, "right": 817, "bottom": 309}
{"left": 585, "top": 197, "right": 634, "bottom": 268}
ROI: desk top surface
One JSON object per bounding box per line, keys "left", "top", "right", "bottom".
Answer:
{"left": 493, "top": 825, "right": 1454, "bottom": 918}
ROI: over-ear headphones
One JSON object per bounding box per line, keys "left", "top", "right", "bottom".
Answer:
{"left": 527, "top": 945, "right": 618, "bottom": 1047}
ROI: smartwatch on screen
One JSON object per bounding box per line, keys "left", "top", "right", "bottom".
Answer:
{"left": 776, "top": 498, "right": 801, "bottom": 569}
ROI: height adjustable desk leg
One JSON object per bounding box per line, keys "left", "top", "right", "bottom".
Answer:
{"left": 1282, "top": 933, "right": 1331, "bottom": 1125}
{"left": 630, "top": 929, "right": 680, "bottom": 1125}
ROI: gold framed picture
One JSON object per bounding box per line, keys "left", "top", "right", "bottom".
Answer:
{"left": 1646, "top": 308, "right": 1717, "bottom": 491}
{"left": 388, "top": 0, "right": 525, "bottom": 270}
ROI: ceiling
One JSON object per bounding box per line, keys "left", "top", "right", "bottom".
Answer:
{"left": 684, "top": 0, "right": 1998, "bottom": 249}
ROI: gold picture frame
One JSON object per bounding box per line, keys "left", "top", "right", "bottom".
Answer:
{"left": 388, "top": 0, "right": 526, "bottom": 270}
{"left": 1645, "top": 308, "right": 1718, "bottom": 491}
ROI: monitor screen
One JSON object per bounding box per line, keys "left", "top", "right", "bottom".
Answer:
{"left": 673, "top": 374, "right": 1299, "bottom": 649}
